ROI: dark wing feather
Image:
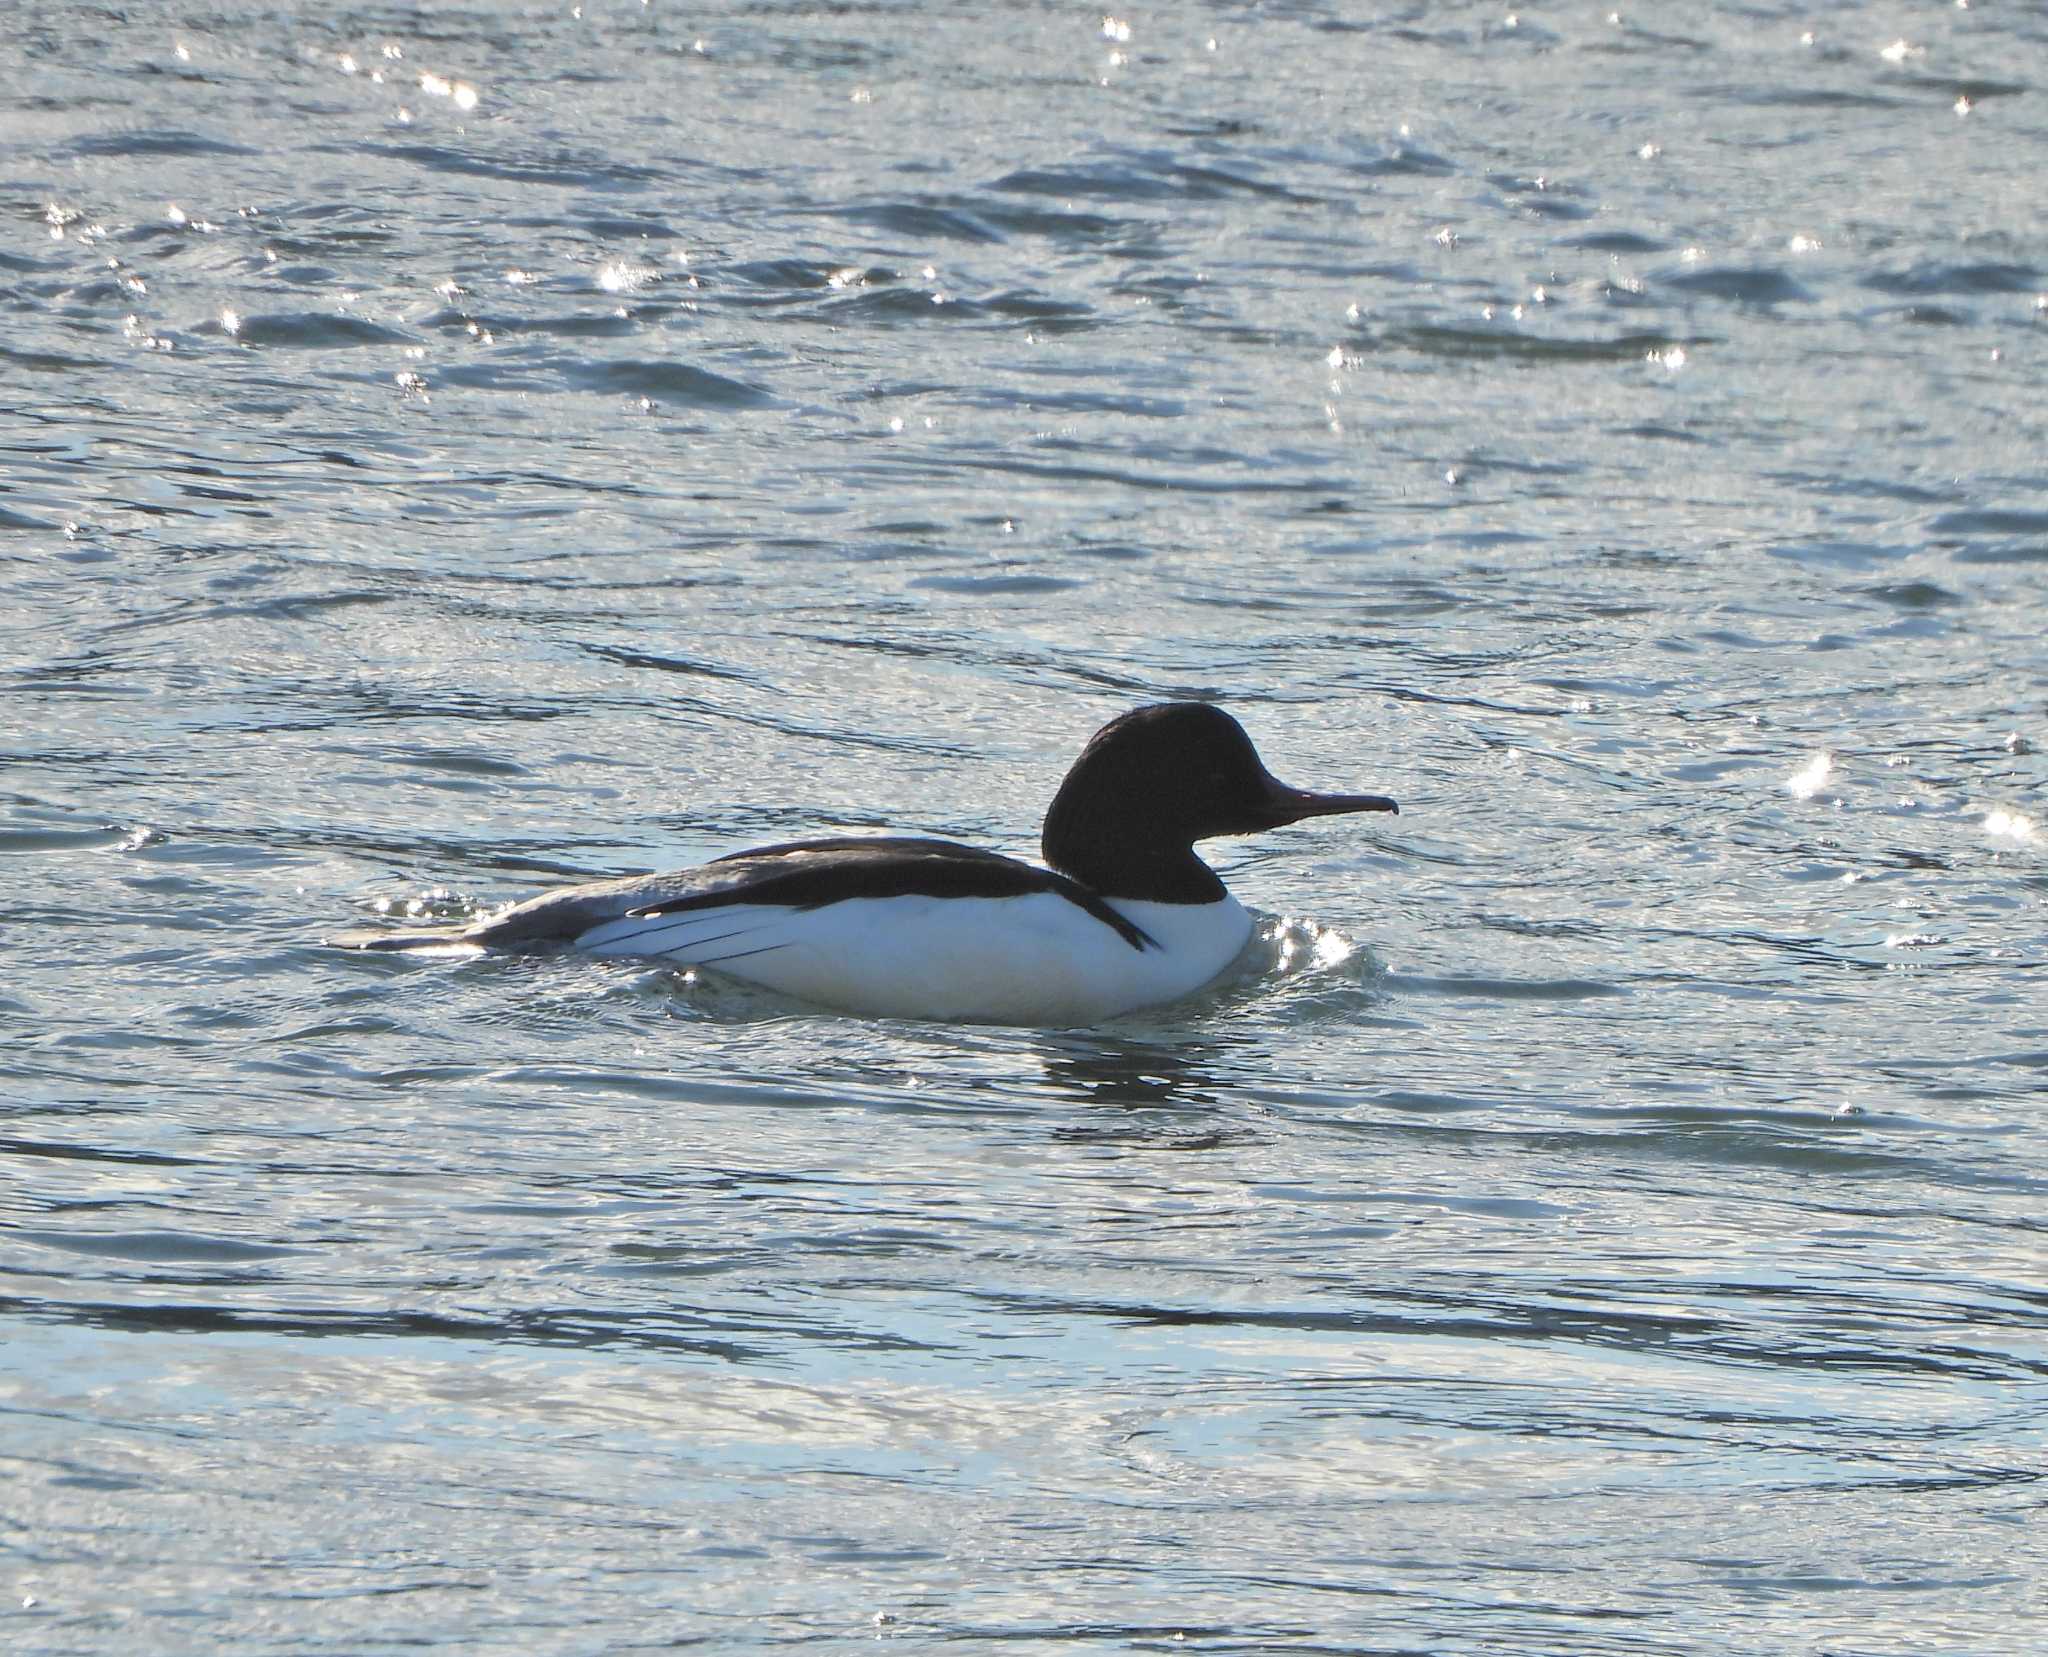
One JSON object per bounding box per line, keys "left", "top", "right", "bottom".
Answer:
{"left": 638, "top": 838, "right": 1157, "bottom": 952}
{"left": 335, "top": 836, "right": 1156, "bottom": 954}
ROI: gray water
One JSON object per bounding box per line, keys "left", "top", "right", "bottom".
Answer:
{"left": 5, "top": 1, "right": 2046, "bottom": 1651}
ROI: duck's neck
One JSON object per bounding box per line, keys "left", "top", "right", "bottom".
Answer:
{"left": 1043, "top": 833, "right": 1227, "bottom": 905}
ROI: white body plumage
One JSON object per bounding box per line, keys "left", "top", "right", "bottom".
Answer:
{"left": 574, "top": 892, "right": 1254, "bottom": 1025}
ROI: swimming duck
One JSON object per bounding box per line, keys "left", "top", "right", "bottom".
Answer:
{"left": 332, "top": 701, "right": 1398, "bottom": 1025}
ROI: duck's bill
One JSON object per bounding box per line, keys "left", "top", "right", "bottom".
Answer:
{"left": 1257, "top": 778, "right": 1400, "bottom": 824}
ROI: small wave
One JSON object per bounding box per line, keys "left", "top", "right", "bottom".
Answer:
{"left": 1864, "top": 302, "right": 1972, "bottom": 328}
{"left": 1369, "top": 323, "right": 1703, "bottom": 364}
{"left": 972, "top": 201, "right": 1134, "bottom": 242}
{"left": 579, "top": 214, "right": 678, "bottom": 240}
{"left": 1569, "top": 230, "right": 1670, "bottom": 253}
{"left": 1662, "top": 265, "right": 1813, "bottom": 305}
{"left": 1487, "top": 174, "right": 1595, "bottom": 221}
{"left": 965, "top": 389, "right": 1180, "bottom": 418}
{"left": 992, "top": 158, "right": 1309, "bottom": 204}
{"left": 491, "top": 311, "right": 640, "bottom": 340}
{"left": 1862, "top": 580, "right": 1963, "bottom": 609}
{"left": 984, "top": 290, "right": 1097, "bottom": 329}
{"left": 1929, "top": 508, "right": 2048, "bottom": 537}
{"left": 568, "top": 359, "right": 776, "bottom": 407}
{"left": 224, "top": 312, "right": 415, "bottom": 348}
{"left": 69, "top": 127, "right": 256, "bottom": 157}
{"left": 822, "top": 287, "right": 988, "bottom": 324}
{"left": 361, "top": 141, "right": 665, "bottom": 189}
{"left": 726, "top": 257, "right": 891, "bottom": 291}
{"left": 1391, "top": 973, "right": 1628, "bottom": 1002}
{"left": 1732, "top": 86, "right": 1907, "bottom": 110}
{"left": 909, "top": 571, "right": 1080, "bottom": 595}
{"left": 15, "top": 1226, "right": 298, "bottom": 1263}
{"left": 1345, "top": 145, "right": 1458, "bottom": 178}
{"left": 1929, "top": 508, "right": 2048, "bottom": 565}
{"left": 0, "top": 824, "right": 138, "bottom": 854}
{"left": 837, "top": 200, "right": 1004, "bottom": 244}
{"left": 384, "top": 746, "right": 529, "bottom": 780}
{"left": 1950, "top": 543, "right": 2048, "bottom": 567}
{"left": 1864, "top": 261, "right": 2041, "bottom": 297}
{"left": 581, "top": 643, "right": 757, "bottom": 683}
{"left": 1, "top": 343, "right": 106, "bottom": 374}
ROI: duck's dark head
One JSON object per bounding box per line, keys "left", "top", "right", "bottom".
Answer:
{"left": 1040, "top": 702, "right": 1398, "bottom": 901}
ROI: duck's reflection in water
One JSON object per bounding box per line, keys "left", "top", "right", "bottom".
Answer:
{"left": 1032, "top": 1031, "right": 1257, "bottom": 1144}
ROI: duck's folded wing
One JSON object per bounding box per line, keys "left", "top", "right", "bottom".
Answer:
{"left": 621, "top": 838, "right": 1154, "bottom": 951}
{"left": 329, "top": 836, "right": 1144, "bottom": 954}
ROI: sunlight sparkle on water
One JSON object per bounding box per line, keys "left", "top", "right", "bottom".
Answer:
{"left": 597, "top": 261, "right": 654, "bottom": 294}
{"left": 418, "top": 72, "right": 479, "bottom": 110}
{"left": 1271, "top": 918, "right": 1356, "bottom": 975}
{"left": 1983, "top": 809, "right": 2035, "bottom": 842}
{"left": 1785, "top": 753, "right": 1833, "bottom": 799}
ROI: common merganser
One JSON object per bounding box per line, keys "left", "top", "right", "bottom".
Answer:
{"left": 331, "top": 702, "right": 1398, "bottom": 1025}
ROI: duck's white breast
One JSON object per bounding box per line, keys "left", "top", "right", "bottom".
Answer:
{"left": 572, "top": 891, "right": 1252, "bottom": 1025}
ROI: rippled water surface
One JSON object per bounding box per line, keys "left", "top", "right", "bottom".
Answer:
{"left": 5, "top": 2, "right": 2047, "bottom": 1651}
